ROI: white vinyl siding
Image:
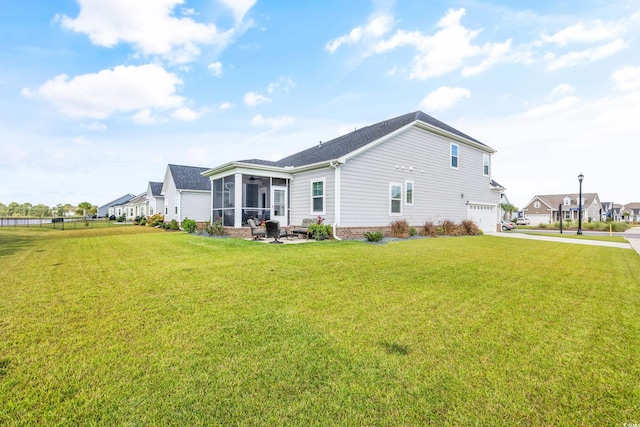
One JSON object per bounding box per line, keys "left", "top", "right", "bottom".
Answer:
{"left": 338, "top": 127, "right": 498, "bottom": 227}
{"left": 289, "top": 170, "right": 334, "bottom": 226}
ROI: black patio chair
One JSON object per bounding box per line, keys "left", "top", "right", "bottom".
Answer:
{"left": 265, "top": 220, "right": 286, "bottom": 244}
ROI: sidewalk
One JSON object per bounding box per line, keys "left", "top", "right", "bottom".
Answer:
{"left": 490, "top": 227, "right": 640, "bottom": 255}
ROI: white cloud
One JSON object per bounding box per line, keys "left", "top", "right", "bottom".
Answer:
{"left": 24, "top": 64, "right": 185, "bottom": 120}
{"left": 58, "top": 0, "right": 234, "bottom": 64}
{"left": 267, "top": 76, "right": 296, "bottom": 94}
{"left": 219, "top": 101, "right": 234, "bottom": 110}
{"left": 132, "top": 109, "right": 161, "bottom": 125}
{"left": 244, "top": 92, "right": 270, "bottom": 106}
{"left": 370, "top": 8, "right": 511, "bottom": 80}
{"left": 326, "top": 14, "right": 394, "bottom": 53}
{"left": 73, "top": 136, "right": 91, "bottom": 146}
{"left": 419, "top": 86, "right": 471, "bottom": 112}
{"left": 171, "top": 107, "right": 201, "bottom": 121}
{"left": 541, "top": 21, "right": 623, "bottom": 46}
{"left": 612, "top": 66, "right": 640, "bottom": 91}
{"left": 82, "top": 122, "right": 108, "bottom": 131}
{"left": 251, "top": 114, "right": 295, "bottom": 129}
{"left": 546, "top": 39, "right": 627, "bottom": 70}
{"left": 551, "top": 84, "right": 575, "bottom": 97}
{"left": 208, "top": 61, "right": 223, "bottom": 76}
{"left": 519, "top": 96, "right": 580, "bottom": 118}
{"left": 218, "top": 0, "right": 257, "bottom": 24}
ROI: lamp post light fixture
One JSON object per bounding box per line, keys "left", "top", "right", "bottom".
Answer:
{"left": 577, "top": 173, "right": 584, "bottom": 235}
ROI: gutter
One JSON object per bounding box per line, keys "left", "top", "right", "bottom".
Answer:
{"left": 330, "top": 160, "right": 342, "bottom": 241}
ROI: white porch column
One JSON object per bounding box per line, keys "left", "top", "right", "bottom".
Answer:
{"left": 234, "top": 173, "right": 243, "bottom": 227}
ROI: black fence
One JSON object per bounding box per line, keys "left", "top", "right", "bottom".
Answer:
{"left": 0, "top": 217, "right": 117, "bottom": 230}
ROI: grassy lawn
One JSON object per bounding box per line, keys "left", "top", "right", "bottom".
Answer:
{"left": 517, "top": 231, "right": 630, "bottom": 243}
{"left": 1, "top": 227, "right": 639, "bottom": 425}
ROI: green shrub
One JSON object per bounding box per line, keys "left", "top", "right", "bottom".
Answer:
{"left": 205, "top": 219, "right": 225, "bottom": 236}
{"left": 182, "top": 218, "right": 197, "bottom": 233}
{"left": 409, "top": 226, "right": 417, "bottom": 237}
{"left": 168, "top": 219, "right": 179, "bottom": 231}
{"left": 309, "top": 223, "right": 331, "bottom": 240}
{"left": 364, "top": 231, "right": 384, "bottom": 242}
{"left": 389, "top": 219, "right": 410, "bottom": 238}
{"left": 116, "top": 215, "right": 125, "bottom": 222}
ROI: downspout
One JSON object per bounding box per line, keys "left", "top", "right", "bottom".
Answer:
{"left": 330, "top": 160, "right": 342, "bottom": 240}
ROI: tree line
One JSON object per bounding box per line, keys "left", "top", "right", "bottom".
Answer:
{"left": 0, "top": 202, "right": 98, "bottom": 217}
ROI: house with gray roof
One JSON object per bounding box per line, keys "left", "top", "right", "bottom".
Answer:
{"left": 146, "top": 181, "right": 164, "bottom": 217}
{"left": 162, "top": 164, "right": 211, "bottom": 223}
{"left": 522, "top": 193, "right": 603, "bottom": 225}
{"left": 623, "top": 202, "right": 640, "bottom": 222}
{"left": 202, "top": 110, "right": 503, "bottom": 235}
{"left": 99, "top": 194, "right": 135, "bottom": 218}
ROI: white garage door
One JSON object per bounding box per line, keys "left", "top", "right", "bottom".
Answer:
{"left": 526, "top": 214, "right": 551, "bottom": 226}
{"left": 467, "top": 204, "right": 497, "bottom": 233}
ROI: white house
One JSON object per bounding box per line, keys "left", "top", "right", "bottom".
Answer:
{"left": 146, "top": 181, "right": 164, "bottom": 217}
{"left": 202, "top": 111, "right": 502, "bottom": 235}
{"left": 162, "top": 164, "right": 211, "bottom": 223}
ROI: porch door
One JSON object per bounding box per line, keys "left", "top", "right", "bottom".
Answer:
{"left": 271, "top": 186, "right": 287, "bottom": 226}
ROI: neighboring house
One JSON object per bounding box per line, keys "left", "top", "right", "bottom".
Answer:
{"left": 162, "top": 164, "right": 211, "bottom": 223}
{"left": 122, "top": 193, "right": 148, "bottom": 220}
{"left": 101, "top": 194, "right": 135, "bottom": 218}
{"left": 602, "top": 202, "right": 621, "bottom": 222}
{"left": 146, "top": 181, "right": 164, "bottom": 217}
{"left": 202, "top": 110, "right": 502, "bottom": 235}
{"left": 623, "top": 202, "right": 640, "bottom": 222}
{"left": 522, "top": 193, "right": 603, "bottom": 225}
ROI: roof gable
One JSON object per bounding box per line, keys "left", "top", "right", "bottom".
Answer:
{"left": 276, "top": 111, "right": 491, "bottom": 168}
{"left": 148, "top": 181, "right": 163, "bottom": 197}
{"left": 167, "top": 164, "right": 210, "bottom": 191}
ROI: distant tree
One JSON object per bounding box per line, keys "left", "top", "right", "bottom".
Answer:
{"left": 501, "top": 203, "right": 519, "bottom": 220}
{"left": 30, "top": 204, "right": 51, "bottom": 217}
{"left": 77, "top": 201, "right": 97, "bottom": 217}
{"left": 0, "top": 203, "right": 6, "bottom": 216}
{"left": 7, "top": 202, "right": 19, "bottom": 217}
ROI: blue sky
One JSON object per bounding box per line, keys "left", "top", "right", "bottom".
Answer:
{"left": 1, "top": 0, "right": 639, "bottom": 210}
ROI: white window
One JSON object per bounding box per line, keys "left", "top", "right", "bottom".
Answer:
{"left": 483, "top": 153, "right": 490, "bottom": 176}
{"left": 563, "top": 197, "right": 571, "bottom": 206}
{"left": 405, "top": 180, "right": 414, "bottom": 206}
{"left": 311, "top": 179, "right": 325, "bottom": 214}
{"left": 175, "top": 197, "right": 178, "bottom": 215}
{"left": 451, "top": 143, "right": 459, "bottom": 169}
{"left": 534, "top": 202, "right": 540, "bottom": 208}
{"left": 390, "top": 183, "right": 402, "bottom": 215}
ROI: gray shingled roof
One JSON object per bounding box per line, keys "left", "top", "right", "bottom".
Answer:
{"left": 168, "top": 164, "right": 211, "bottom": 191}
{"left": 274, "top": 111, "right": 487, "bottom": 167}
{"left": 149, "top": 182, "right": 163, "bottom": 197}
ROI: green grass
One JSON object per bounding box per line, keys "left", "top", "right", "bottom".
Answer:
{"left": 519, "top": 231, "right": 630, "bottom": 243}
{"left": 1, "top": 227, "right": 640, "bottom": 425}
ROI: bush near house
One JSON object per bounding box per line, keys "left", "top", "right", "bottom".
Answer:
{"left": 181, "top": 218, "right": 197, "bottom": 233}
{"left": 146, "top": 213, "right": 164, "bottom": 228}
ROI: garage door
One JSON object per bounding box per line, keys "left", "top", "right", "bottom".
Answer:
{"left": 467, "top": 204, "right": 497, "bottom": 233}
{"left": 526, "top": 214, "right": 550, "bottom": 226}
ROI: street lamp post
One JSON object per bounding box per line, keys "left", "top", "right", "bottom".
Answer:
{"left": 577, "top": 173, "right": 584, "bottom": 235}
